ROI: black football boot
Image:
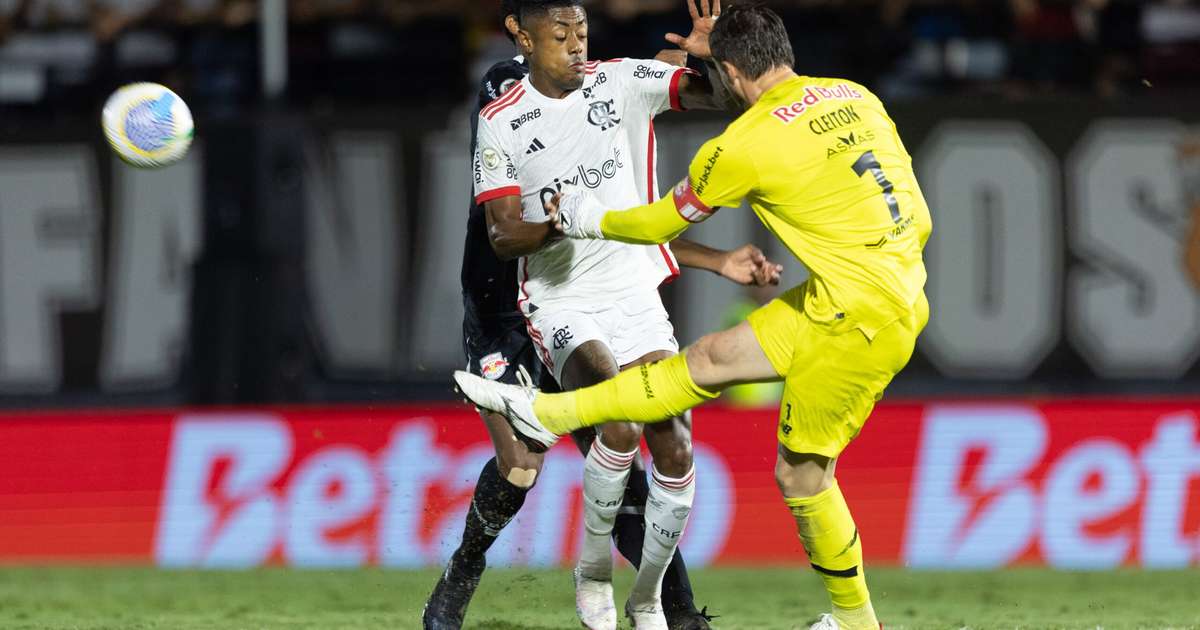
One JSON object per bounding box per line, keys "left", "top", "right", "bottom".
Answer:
{"left": 422, "top": 555, "right": 484, "bottom": 630}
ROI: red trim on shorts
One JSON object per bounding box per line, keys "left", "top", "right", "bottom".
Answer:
{"left": 517, "top": 258, "right": 554, "bottom": 372}
{"left": 524, "top": 318, "right": 553, "bottom": 373}
{"left": 475, "top": 186, "right": 521, "bottom": 206}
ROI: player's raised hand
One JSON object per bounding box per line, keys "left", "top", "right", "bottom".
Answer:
{"left": 720, "top": 244, "right": 783, "bottom": 287}
{"left": 665, "top": 0, "right": 720, "bottom": 61}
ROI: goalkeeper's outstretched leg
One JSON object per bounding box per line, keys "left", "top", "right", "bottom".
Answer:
{"left": 454, "top": 284, "right": 926, "bottom": 630}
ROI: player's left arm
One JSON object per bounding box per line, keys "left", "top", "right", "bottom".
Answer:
{"left": 672, "top": 239, "right": 783, "bottom": 286}
{"left": 548, "top": 136, "right": 756, "bottom": 245}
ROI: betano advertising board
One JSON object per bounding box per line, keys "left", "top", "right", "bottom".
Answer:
{"left": 1, "top": 401, "right": 1197, "bottom": 568}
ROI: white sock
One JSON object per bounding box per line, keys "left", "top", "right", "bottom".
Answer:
{"left": 578, "top": 439, "right": 636, "bottom": 581}
{"left": 629, "top": 464, "right": 695, "bottom": 608}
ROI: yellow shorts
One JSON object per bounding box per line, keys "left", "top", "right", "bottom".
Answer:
{"left": 746, "top": 284, "right": 929, "bottom": 458}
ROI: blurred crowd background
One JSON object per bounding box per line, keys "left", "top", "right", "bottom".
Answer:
{"left": 0, "top": 1, "right": 1198, "bottom": 407}
{"left": 2, "top": 0, "right": 1200, "bottom": 117}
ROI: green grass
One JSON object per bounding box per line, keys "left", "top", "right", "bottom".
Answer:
{"left": 0, "top": 566, "right": 1195, "bottom": 629}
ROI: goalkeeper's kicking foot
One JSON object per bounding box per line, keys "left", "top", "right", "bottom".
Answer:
{"left": 574, "top": 567, "right": 617, "bottom": 630}
{"left": 809, "top": 614, "right": 840, "bottom": 630}
{"left": 807, "top": 613, "right": 883, "bottom": 630}
{"left": 453, "top": 370, "right": 559, "bottom": 451}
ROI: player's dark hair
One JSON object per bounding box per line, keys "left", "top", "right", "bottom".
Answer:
{"left": 710, "top": 2, "right": 795, "bottom": 80}
{"left": 509, "top": 0, "right": 584, "bottom": 35}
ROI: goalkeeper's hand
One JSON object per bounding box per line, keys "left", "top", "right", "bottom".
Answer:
{"left": 546, "top": 188, "right": 607, "bottom": 240}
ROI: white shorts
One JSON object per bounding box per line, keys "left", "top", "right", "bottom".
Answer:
{"left": 525, "top": 290, "right": 679, "bottom": 383}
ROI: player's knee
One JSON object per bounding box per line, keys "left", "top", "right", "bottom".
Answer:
{"left": 497, "top": 449, "right": 544, "bottom": 489}
{"left": 653, "top": 436, "right": 693, "bottom": 477}
{"left": 599, "top": 423, "right": 642, "bottom": 453}
{"left": 774, "top": 454, "right": 832, "bottom": 498}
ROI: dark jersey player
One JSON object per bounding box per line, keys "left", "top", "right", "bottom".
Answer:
{"left": 423, "top": 3, "right": 781, "bottom": 629}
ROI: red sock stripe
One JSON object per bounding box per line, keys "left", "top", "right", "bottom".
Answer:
{"left": 590, "top": 444, "right": 635, "bottom": 472}
{"left": 652, "top": 467, "right": 695, "bottom": 491}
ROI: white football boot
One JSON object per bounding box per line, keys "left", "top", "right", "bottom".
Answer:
{"left": 807, "top": 612, "right": 883, "bottom": 629}
{"left": 625, "top": 599, "right": 669, "bottom": 630}
{"left": 453, "top": 370, "right": 559, "bottom": 450}
{"left": 574, "top": 567, "right": 617, "bottom": 630}
{"left": 808, "top": 613, "right": 840, "bottom": 629}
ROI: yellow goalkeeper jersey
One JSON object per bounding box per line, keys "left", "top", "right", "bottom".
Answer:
{"left": 687, "top": 75, "right": 931, "bottom": 338}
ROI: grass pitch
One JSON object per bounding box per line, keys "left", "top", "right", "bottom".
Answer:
{"left": 0, "top": 566, "right": 1194, "bottom": 629}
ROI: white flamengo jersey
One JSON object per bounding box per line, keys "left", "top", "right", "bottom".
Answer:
{"left": 473, "top": 58, "right": 693, "bottom": 313}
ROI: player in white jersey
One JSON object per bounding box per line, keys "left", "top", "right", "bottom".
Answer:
{"left": 472, "top": 1, "right": 770, "bottom": 628}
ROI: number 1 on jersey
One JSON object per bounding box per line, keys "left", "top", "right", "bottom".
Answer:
{"left": 851, "top": 150, "right": 902, "bottom": 224}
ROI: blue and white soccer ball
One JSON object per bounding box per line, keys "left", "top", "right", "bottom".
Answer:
{"left": 101, "top": 82, "right": 194, "bottom": 169}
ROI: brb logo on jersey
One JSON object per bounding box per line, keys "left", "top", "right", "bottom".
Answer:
{"left": 582, "top": 72, "right": 607, "bottom": 99}
{"left": 587, "top": 100, "right": 621, "bottom": 131}
{"left": 510, "top": 108, "right": 542, "bottom": 131}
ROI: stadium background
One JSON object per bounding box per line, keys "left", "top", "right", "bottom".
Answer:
{"left": 1, "top": 0, "right": 1199, "bottom": 621}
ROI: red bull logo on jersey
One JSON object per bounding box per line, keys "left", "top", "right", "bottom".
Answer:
{"left": 771, "top": 83, "right": 864, "bottom": 124}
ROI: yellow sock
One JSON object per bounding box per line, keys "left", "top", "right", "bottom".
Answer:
{"left": 533, "top": 352, "right": 718, "bottom": 434}
{"left": 785, "top": 481, "right": 878, "bottom": 630}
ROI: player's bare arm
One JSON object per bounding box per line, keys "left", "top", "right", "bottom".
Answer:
{"left": 672, "top": 239, "right": 783, "bottom": 286}
{"left": 484, "top": 195, "right": 557, "bottom": 260}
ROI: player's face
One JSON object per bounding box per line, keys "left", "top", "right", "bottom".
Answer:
{"left": 523, "top": 6, "right": 588, "bottom": 93}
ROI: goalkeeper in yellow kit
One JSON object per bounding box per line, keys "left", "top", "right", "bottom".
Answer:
{"left": 455, "top": 3, "right": 930, "bottom": 629}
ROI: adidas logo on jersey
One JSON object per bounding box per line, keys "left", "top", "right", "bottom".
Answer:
{"left": 525, "top": 138, "right": 546, "bottom": 155}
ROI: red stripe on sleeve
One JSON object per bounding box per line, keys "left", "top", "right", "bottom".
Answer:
{"left": 481, "top": 83, "right": 524, "bottom": 118}
{"left": 669, "top": 68, "right": 698, "bottom": 112}
{"left": 475, "top": 186, "right": 521, "bottom": 206}
{"left": 483, "top": 85, "right": 526, "bottom": 120}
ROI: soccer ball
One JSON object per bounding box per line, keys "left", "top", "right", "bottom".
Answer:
{"left": 101, "top": 83, "right": 194, "bottom": 168}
